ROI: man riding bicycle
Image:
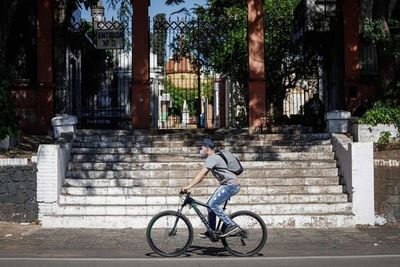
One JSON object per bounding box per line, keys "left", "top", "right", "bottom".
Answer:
{"left": 181, "top": 137, "right": 241, "bottom": 238}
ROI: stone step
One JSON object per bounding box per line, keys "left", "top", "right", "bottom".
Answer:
{"left": 40, "top": 202, "right": 352, "bottom": 217}
{"left": 66, "top": 168, "right": 338, "bottom": 179}
{"left": 71, "top": 145, "right": 333, "bottom": 154}
{"left": 76, "top": 126, "right": 315, "bottom": 136}
{"left": 73, "top": 131, "right": 331, "bottom": 142}
{"left": 72, "top": 139, "right": 332, "bottom": 148}
{"left": 39, "top": 213, "right": 354, "bottom": 228}
{"left": 51, "top": 130, "right": 352, "bottom": 229}
{"left": 266, "top": 125, "right": 314, "bottom": 134}
{"left": 59, "top": 193, "right": 349, "bottom": 205}
{"left": 61, "top": 185, "right": 344, "bottom": 195}
{"left": 68, "top": 160, "right": 337, "bottom": 171}
{"left": 64, "top": 177, "right": 340, "bottom": 187}
{"left": 71, "top": 152, "right": 335, "bottom": 163}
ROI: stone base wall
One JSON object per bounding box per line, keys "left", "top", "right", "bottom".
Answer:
{"left": 374, "top": 160, "right": 400, "bottom": 223}
{"left": 353, "top": 124, "right": 399, "bottom": 142}
{"left": 0, "top": 164, "right": 38, "bottom": 222}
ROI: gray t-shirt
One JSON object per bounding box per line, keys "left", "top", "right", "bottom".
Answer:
{"left": 204, "top": 154, "right": 238, "bottom": 185}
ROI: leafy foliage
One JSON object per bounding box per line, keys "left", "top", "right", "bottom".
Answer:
{"left": 264, "top": 0, "right": 320, "bottom": 111}
{"left": 168, "top": 0, "right": 321, "bottom": 116}
{"left": 166, "top": 79, "right": 213, "bottom": 116}
{"left": 167, "top": 80, "right": 197, "bottom": 116}
{"left": 151, "top": 14, "right": 168, "bottom": 67}
{"left": 381, "top": 80, "right": 400, "bottom": 106}
{"left": 364, "top": 18, "right": 400, "bottom": 57}
{"left": 377, "top": 131, "right": 393, "bottom": 146}
{"left": 165, "top": 0, "right": 186, "bottom": 5}
{"left": 363, "top": 18, "right": 390, "bottom": 43}
{"left": 357, "top": 101, "right": 400, "bottom": 128}
{"left": 169, "top": 1, "right": 248, "bottom": 87}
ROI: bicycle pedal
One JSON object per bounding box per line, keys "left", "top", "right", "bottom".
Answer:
{"left": 208, "top": 236, "right": 219, "bottom": 243}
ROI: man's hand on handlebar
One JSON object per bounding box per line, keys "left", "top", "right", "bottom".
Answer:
{"left": 180, "top": 186, "right": 189, "bottom": 194}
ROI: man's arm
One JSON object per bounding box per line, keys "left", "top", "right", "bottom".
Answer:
{"left": 181, "top": 167, "right": 209, "bottom": 192}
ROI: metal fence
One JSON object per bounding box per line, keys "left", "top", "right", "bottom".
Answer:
{"left": 360, "top": 38, "right": 378, "bottom": 76}
{"left": 150, "top": 18, "right": 216, "bottom": 129}
{"left": 54, "top": 17, "right": 132, "bottom": 128}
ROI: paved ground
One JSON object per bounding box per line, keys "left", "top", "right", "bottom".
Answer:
{"left": 0, "top": 222, "right": 399, "bottom": 258}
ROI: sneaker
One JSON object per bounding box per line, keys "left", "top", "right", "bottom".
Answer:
{"left": 221, "top": 225, "right": 239, "bottom": 237}
{"left": 198, "top": 231, "right": 211, "bottom": 238}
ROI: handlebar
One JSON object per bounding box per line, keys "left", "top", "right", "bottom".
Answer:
{"left": 179, "top": 191, "right": 192, "bottom": 206}
{"left": 179, "top": 190, "right": 191, "bottom": 197}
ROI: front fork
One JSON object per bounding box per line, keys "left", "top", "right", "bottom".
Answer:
{"left": 169, "top": 203, "right": 186, "bottom": 236}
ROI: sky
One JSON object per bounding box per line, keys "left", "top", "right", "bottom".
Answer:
{"left": 80, "top": 0, "right": 207, "bottom": 21}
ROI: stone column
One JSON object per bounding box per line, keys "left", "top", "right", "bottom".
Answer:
{"left": 342, "top": 0, "right": 361, "bottom": 109}
{"left": 247, "top": 0, "right": 266, "bottom": 130}
{"left": 131, "top": 0, "right": 150, "bottom": 129}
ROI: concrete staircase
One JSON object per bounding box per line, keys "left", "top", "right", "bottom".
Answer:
{"left": 40, "top": 129, "right": 354, "bottom": 228}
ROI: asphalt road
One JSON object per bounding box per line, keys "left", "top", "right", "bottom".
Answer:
{"left": 1, "top": 255, "right": 400, "bottom": 267}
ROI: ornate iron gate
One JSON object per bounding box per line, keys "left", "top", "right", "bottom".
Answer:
{"left": 150, "top": 17, "right": 215, "bottom": 129}
{"left": 54, "top": 14, "right": 132, "bottom": 128}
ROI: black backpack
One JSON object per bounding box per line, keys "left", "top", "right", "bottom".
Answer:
{"left": 216, "top": 149, "right": 244, "bottom": 175}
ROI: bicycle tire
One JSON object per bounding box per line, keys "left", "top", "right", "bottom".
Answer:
{"left": 221, "top": 210, "right": 267, "bottom": 257}
{"left": 146, "top": 210, "right": 194, "bottom": 257}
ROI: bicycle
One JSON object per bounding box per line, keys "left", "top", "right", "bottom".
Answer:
{"left": 146, "top": 191, "right": 267, "bottom": 257}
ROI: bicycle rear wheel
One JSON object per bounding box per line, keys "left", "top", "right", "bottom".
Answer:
{"left": 221, "top": 210, "right": 267, "bottom": 257}
{"left": 146, "top": 210, "right": 193, "bottom": 257}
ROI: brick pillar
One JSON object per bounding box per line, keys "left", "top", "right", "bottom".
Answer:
{"left": 342, "top": 0, "right": 361, "bottom": 110}
{"left": 12, "top": 0, "right": 54, "bottom": 135}
{"left": 247, "top": 0, "right": 266, "bottom": 130}
{"left": 131, "top": 0, "right": 150, "bottom": 129}
{"left": 36, "top": 0, "right": 54, "bottom": 133}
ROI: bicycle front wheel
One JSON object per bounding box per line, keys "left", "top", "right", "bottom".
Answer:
{"left": 146, "top": 210, "right": 193, "bottom": 257}
{"left": 221, "top": 210, "right": 267, "bottom": 257}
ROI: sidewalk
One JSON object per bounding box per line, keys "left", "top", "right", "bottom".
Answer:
{"left": 0, "top": 222, "right": 399, "bottom": 258}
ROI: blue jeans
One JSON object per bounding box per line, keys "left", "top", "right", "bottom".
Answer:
{"left": 207, "top": 183, "right": 240, "bottom": 230}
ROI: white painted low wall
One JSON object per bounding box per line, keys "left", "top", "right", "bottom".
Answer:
{"left": 331, "top": 134, "right": 374, "bottom": 225}
{"left": 352, "top": 124, "right": 398, "bottom": 142}
{"left": 36, "top": 137, "right": 73, "bottom": 222}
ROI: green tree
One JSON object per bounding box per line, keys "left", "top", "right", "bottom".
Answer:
{"left": 170, "top": 1, "right": 248, "bottom": 87}
{"left": 264, "top": 0, "right": 320, "bottom": 114}
{"left": 151, "top": 14, "right": 168, "bottom": 67}
{"left": 363, "top": 0, "right": 400, "bottom": 95}
{"left": 169, "top": 0, "right": 320, "bottom": 117}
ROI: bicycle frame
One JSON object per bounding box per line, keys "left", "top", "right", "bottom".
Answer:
{"left": 176, "top": 192, "right": 228, "bottom": 240}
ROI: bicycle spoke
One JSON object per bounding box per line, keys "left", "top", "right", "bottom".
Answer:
{"left": 146, "top": 211, "right": 193, "bottom": 257}
{"left": 222, "top": 211, "right": 267, "bottom": 256}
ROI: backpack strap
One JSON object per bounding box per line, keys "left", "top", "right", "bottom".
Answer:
{"left": 216, "top": 151, "right": 228, "bottom": 166}
{"left": 215, "top": 151, "right": 236, "bottom": 175}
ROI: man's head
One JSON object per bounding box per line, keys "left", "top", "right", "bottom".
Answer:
{"left": 200, "top": 138, "right": 215, "bottom": 156}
